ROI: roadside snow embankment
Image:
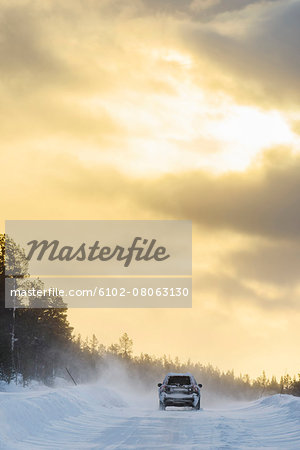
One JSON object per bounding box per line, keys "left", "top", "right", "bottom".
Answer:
{"left": 0, "top": 383, "right": 299, "bottom": 449}
{"left": 0, "top": 381, "right": 126, "bottom": 446}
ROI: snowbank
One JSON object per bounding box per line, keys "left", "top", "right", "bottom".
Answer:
{"left": 257, "top": 394, "right": 300, "bottom": 422}
{"left": 0, "top": 383, "right": 299, "bottom": 449}
{"left": 0, "top": 381, "right": 126, "bottom": 447}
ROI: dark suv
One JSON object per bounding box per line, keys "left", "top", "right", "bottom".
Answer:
{"left": 158, "top": 373, "right": 202, "bottom": 410}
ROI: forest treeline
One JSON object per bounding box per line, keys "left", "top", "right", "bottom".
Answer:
{"left": 1, "top": 234, "right": 299, "bottom": 398}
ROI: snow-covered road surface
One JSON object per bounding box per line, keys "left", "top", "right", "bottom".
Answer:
{"left": 0, "top": 384, "right": 299, "bottom": 449}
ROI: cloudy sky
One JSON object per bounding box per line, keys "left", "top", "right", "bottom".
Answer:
{"left": 1, "top": 0, "right": 300, "bottom": 377}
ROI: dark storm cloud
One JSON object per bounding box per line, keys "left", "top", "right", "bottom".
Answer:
{"left": 0, "top": 2, "right": 87, "bottom": 95}
{"left": 138, "top": 0, "right": 279, "bottom": 21}
{"left": 136, "top": 149, "right": 300, "bottom": 239}
{"left": 0, "top": 5, "right": 61, "bottom": 77}
{"left": 194, "top": 271, "right": 299, "bottom": 311}
{"left": 228, "top": 242, "right": 300, "bottom": 286}
{"left": 30, "top": 146, "right": 300, "bottom": 243}
{"left": 1, "top": 0, "right": 298, "bottom": 109}
{"left": 184, "top": 0, "right": 300, "bottom": 106}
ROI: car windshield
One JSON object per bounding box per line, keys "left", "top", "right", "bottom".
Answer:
{"left": 167, "top": 376, "right": 191, "bottom": 386}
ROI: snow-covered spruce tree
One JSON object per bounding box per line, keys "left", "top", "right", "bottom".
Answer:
{"left": 0, "top": 234, "right": 11, "bottom": 382}
{"left": 0, "top": 234, "right": 74, "bottom": 385}
{"left": 0, "top": 235, "right": 28, "bottom": 382}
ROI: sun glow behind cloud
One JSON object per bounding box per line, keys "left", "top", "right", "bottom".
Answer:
{"left": 79, "top": 58, "right": 297, "bottom": 175}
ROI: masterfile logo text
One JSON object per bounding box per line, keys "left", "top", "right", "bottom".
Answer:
{"left": 5, "top": 220, "right": 192, "bottom": 308}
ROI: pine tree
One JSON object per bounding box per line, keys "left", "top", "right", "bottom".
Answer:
{"left": 118, "top": 332, "right": 133, "bottom": 358}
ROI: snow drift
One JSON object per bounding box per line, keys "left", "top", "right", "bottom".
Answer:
{"left": 0, "top": 381, "right": 299, "bottom": 449}
{"left": 0, "top": 381, "right": 126, "bottom": 449}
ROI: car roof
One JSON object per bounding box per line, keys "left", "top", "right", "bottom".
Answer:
{"left": 165, "top": 372, "right": 193, "bottom": 377}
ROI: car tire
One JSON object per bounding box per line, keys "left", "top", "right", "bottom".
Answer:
{"left": 159, "top": 401, "right": 165, "bottom": 410}
{"left": 194, "top": 398, "right": 200, "bottom": 410}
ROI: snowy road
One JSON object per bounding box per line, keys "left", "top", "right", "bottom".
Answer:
{"left": 0, "top": 384, "right": 299, "bottom": 449}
